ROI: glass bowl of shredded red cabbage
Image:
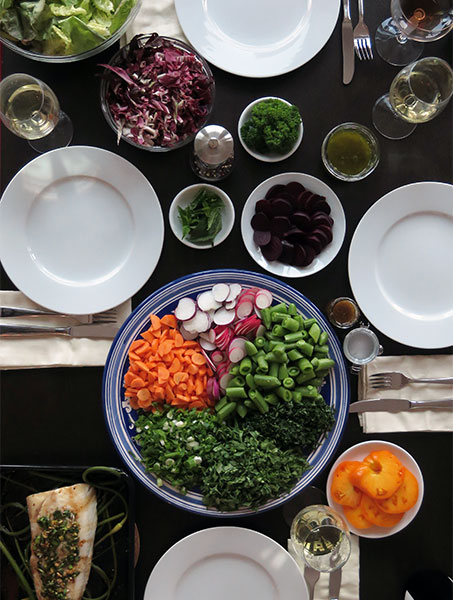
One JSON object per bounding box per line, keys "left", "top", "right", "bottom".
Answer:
{"left": 100, "top": 33, "right": 215, "bottom": 151}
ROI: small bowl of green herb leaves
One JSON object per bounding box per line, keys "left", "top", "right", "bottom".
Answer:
{"left": 169, "top": 184, "right": 235, "bottom": 249}
{"left": 238, "top": 96, "right": 303, "bottom": 162}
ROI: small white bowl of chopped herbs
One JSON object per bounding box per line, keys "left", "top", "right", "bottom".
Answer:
{"left": 169, "top": 184, "right": 235, "bottom": 249}
{"left": 238, "top": 96, "right": 303, "bottom": 163}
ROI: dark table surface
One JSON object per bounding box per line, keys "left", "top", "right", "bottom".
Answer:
{"left": 1, "top": 2, "right": 452, "bottom": 599}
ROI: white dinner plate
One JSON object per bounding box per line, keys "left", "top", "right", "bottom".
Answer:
{"left": 241, "top": 173, "right": 346, "bottom": 278}
{"left": 175, "top": 0, "right": 341, "bottom": 78}
{"left": 144, "top": 527, "right": 308, "bottom": 600}
{"left": 348, "top": 182, "right": 453, "bottom": 348}
{"left": 0, "top": 146, "right": 164, "bottom": 315}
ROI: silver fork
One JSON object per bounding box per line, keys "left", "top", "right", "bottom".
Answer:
{"left": 304, "top": 565, "right": 320, "bottom": 600}
{"left": 353, "top": 0, "right": 373, "bottom": 60}
{"left": 369, "top": 371, "right": 453, "bottom": 390}
{"left": 0, "top": 306, "right": 118, "bottom": 324}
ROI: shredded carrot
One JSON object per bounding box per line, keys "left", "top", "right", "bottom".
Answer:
{"left": 123, "top": 312, "right": 212, "bottom": 411}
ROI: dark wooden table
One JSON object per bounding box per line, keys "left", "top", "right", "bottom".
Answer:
{"left": 1, "top": 3, "right": 452, "bottom": 599}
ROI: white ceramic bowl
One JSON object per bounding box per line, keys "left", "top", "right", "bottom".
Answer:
{"left": 169, "top": 184, "right": 235, "bottom": 249}
{"left": 238, "top": 96, "right": 303, "bottom": 162}
{"left": 326, "top": 440, "right": 424, "bottom": 538}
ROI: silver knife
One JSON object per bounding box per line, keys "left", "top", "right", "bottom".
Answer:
{"left": 342, "top": 0, "right": 354, "bottom": 84}
{"left": 329, "top": 568, "right": 342, "bottom": 600}
{"left": 349, "top": 398, "right": 453, "bottom": 412}
{"left": 0, "top": 323, "right": 120, "bottom": 339}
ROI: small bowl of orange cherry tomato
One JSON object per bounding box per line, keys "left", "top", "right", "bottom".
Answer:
{"left": 326, "top": 440, "right": 424, "bottom": 538}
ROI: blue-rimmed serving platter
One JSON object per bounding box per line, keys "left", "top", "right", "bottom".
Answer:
{"left": 102, "top": 269, "right": 350, "bottom": 516}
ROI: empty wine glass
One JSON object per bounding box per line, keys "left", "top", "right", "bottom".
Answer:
{"left": 373, "top": 56, "right": 453, "bottom": 139}
{"left": 375, "top": 0, "right": 453, "bottom": 66}
{"left": 290, "top": 504, "right": 351, "bottom": 572}
{"left": 0, "top": 73, "right": 73, "bottom": 153}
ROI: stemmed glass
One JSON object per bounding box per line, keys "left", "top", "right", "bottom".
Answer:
{"left": 372, "top": 56, "right": 453, "bottom": 139}
{"left": 375, "top": 0, "right": 453, "bottom": 66}
{"left": 0, "top": 73, "right": 73, "bottom": 153}
{"left": 290, "top": 504, "right": 351, "bottom": 572}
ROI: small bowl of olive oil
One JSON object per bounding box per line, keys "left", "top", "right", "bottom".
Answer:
{"left": 321, "top": 122, "right": 380, "bottom": 182}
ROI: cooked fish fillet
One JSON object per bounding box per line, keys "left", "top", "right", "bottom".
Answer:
{"left": 26, "top": 483, "right": 97, "bottom": 600}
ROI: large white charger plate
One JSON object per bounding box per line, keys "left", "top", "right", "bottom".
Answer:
{"left": 175, "top": 0, "right": 340, "bottom": 78}
{"left": 326, "top": 441, "right": 424, "bottom": 538}
{"left": 144, "top": 527, "right": 308, "bottom": 600}
{"left": 241, "top": 173, "right": 346, "bottom": 278}
{"left": 348, "top": 182, "right": 453, "bottom": 348}
{"left": 0, "top": 146, "right": 164, "bottom": 315}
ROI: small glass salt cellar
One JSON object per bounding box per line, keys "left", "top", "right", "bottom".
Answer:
{"left": 190, "top": 125, "right": 234, "bottom": 181}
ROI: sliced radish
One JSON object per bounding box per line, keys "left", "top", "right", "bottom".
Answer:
{"left": 226, "top": 283, "right": 242, "bottom": 303}
{"left": 200, "top": 349, "right": 216, "bottom": 372}
{"left": 211, "top": 350, "right": 225, "bottom": 364}
{"left": 213, "top": 307, "right": 236, "bottom": 326}
{"left": 235, "top": 299, "right": 254, "bottom": 319}
{"left": 179, "top": 324, "right": 198, "bottom": 340}
{"left": 255, "top": 291, "right": 273, "bottom": 310}
{"left": 174, "top": 297, "right": 196, "bottom": 321}
{"left": 183, "top": 310, "right": 210, "bottom": 333}
{"left": 215, "top": 328, "right": 233, "bottom": 351}
{"left": 228, "top": 337, "right": 247, "bottom": 363}
{"left": 199, "top": 329, "right": 216, "bottom": 343}
{"left": 197, "top": 290, "right": 222, "bottom": 312}
{"left": 219, "top": 372, "right": 233, "bottom": 391}
{"left": 212, "top": 283, "right": 230, "bottom": 303}
{"left": 199, "top": 338, "right": 217, "bottom": 352}
{"left": 256, "top": 324, "right": 266, "bottom": 338}
{"left": 233, "top": 315, "right": 261, "bottom": 337}
{"left": 225, "top": 299, "right": 237, "bottom": 310}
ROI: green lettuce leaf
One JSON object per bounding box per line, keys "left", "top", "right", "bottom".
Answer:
{"left": 0, "top": 8, "right": 23, "bottom": 39}
{"left": 58, "top": 14, "right": 104, "bottom": 51}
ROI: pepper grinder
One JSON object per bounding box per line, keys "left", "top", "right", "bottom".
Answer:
{"left": 190, "top": 125, "right": 234, "bottom": 181}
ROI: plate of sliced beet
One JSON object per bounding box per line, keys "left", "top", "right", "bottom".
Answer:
{"left": 241, "top": 173, "right": 346, "bottom": 278}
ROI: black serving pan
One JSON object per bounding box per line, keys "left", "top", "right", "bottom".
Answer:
{"left": 0, "top": 465, "right": 135, "bottom": 600}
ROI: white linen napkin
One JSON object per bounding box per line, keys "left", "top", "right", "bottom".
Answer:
{"left": 121, "top": 0, "right": 188, "bottom": 46}
{"left": 287, "top": 534, "right": 360, "bottom": 600}
{"left": 0, "top": 291, "right": 131, "bottom": 369}
{"left": 357, "top": 355, "right": 453, "bottom": 433}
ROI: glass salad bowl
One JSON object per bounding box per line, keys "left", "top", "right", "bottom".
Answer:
{"left": 100, "top": 34, "right": 215, "bottom": 152}
{"left": 0, "top": 0, "right": 141, "bottom": 62}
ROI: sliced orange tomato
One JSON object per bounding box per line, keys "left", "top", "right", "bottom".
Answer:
{"left": 377, "top": 467, "right": 419, "bottom": 514}
{"left": 349, "top": 450, "right": 404, "bottom": 500}
{"left": 343, "top": 499, "right": 373, "bottom": 530}
{"left": 330, "top": 461, "right": 363, "bottom": 508}
{"left": 359, "top": 494, "right": 404, "bottom": 528}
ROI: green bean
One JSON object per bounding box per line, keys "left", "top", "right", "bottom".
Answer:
{"left": 217, "top": 401, "right": 238, "bottom": 421}
{"left": 308, "top": 322, "right": 321, "bottom": 343}
{"left": 263, "top": 392, "right": 278, "bottom": 405}
{"left": 296, "top": 340, "right": 314, "bottom": 357}
{"left": 257, "top": 355, "right": 269, "bottom": 372}
{"left": 276, "top": 386, "right": 293, "bottom": 401}
{"left": 278, "top": 363, "right": 288, "bottom": 380}
{"left": 239, "top": 357, "right": 253, "bottom": 375}
{"left": 295, "top": 370, "right": 315, "bottom": 384}
{"left": 283, "top": 377, "right": 295, "bottom": 389}
{"left": 229, "top": 364, "right": 240, "bottom": 376}
{"left": 245, "top": 373, "right": 256, "bottom": 389}
{"left": 248, "top": 389, "right": 269, "bottom": 414}
{"left": 292, "top": 390, "right": 303, "bottom": 402}
{"left": 236, "top": 404, "right": 248, "bottom": 418}
{"left": 297, "top": 357, "right": 313, "bottom": 372}
{"left": 215, "top": 396, "right": 228, "bottom": 411}
{"left": 259, "top": 308, "right": 272, "bottom": 329}
{"left": 282, "top": 316, "right": 299, "bottom": 332}
{"left": 245, "top": 340, "right": 258, "bottom": 356}
{"left": 314, "top": 344, "right": 329, "bottom": 356}
{"left": 230, "top": 375, "right": 246, "bottom": 387}
{"left": 297, "top": 385, "right": 319, "bottom": 398}
{"left": 269, "top": 361, "right": 279, "bottom": 378}
{"left": 271, "top": 312, "right": 287, "bottom": 323}
{"left": 316, "top": 358, "right": 335, "bottom": 371}
{"left": 253, "top": 374, "right": 281, "bottom": 389}
{"left": 304, "top": 318, "right": 316, "bottom": 328}
{"left": 269, "top": 302, "right": 288, "bottom": 314}
{"left": 255, "top": 336, "right": 266, "bottom": 348}
{"left": 283, "top": 331, "right": 304, "bottom": 343}
{"left": 272, "top": 324, "right": 286, "bottom": 337}
{"left": 244, "top": 399, "right": 254, "bottom": 409}
{"left": 319, "top": 331, "right": 329, "bottom": 346}
{"left": 287, "top": 348, "right": 303, "bottom": 361}
{"left": 288, "top": 366, "right": 300, "bottom": 377}
{"left": 288, "top": 303, "right": 298, "bottom": 316}
{"left": 225, "top": 387, "right": 247, "bottom": 399}
{"left": 311, "top": 357, "right": 319, "bottom": 369}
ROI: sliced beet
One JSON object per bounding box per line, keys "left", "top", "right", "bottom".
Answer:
{"left": 312, "top": 226, "right": 332, "bottom": 245}
{"left": 290, "top": 211, "right": 311, "bottom": 231}
{"left": 292, "top": 243, "right": 306, "bottom": 267}
{"left": 253, "top": 230, "right": 272, "bottom": 247}
{"left": 255, "top": 198, "right": 273, "bottom": 216}
{"left": 286, "top": 181, "right": 305, "bottom": 197}
{"left": 312, "top": 197, "right": 331, "bottom": 214}
{"left": 284, "top": 227, "right": 305, "bottom": 243}
{"left": 296, "top": 190, "right": 314, "bottom": 210}
{"left": 311, "top": 212, "right": 334, "bottom": 228}
{"left": 305, "top": 194, "right": 322, "bottom": 214}
{"left": 265, "top": 184, "right": 288, "bottom": 199}
{"left": 251, "top": 212, "right": 271, "bottom": 231}
{"left": 300, "top": 244, "right": 316, "bottom": 266}
{"left": 280, "top": 240, "right": 295, "bottom": 264}
{"left": 261, "top": 235, "right": 283, "bottom": 261}
{"left": 270, "top": 198, "right": 293, "bottom": 216}
{"left": 270, "top": 215, "right": 291, "bottom": 236}
{"left": 304, "top": 234, "right": 323, "bottom": 254}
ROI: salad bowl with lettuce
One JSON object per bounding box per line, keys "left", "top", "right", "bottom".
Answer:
{"left": 0, "top": 0, "right": 140, "bottom": 61}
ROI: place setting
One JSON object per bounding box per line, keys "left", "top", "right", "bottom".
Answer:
{"left": 1, "top": 0, "right": 452, "bottom": 599}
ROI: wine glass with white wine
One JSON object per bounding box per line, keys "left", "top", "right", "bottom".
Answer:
{"left": 0, "top": 73, "right": 73, "bottom": 153}
{"left": 372, "top": 56, "right": 453, "bottom": 140}
{"left": 375, "top": 0, "right": 453, "bottom": 66}
{"left": 290, "top": 504, "right": 351, "bottom": 573}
